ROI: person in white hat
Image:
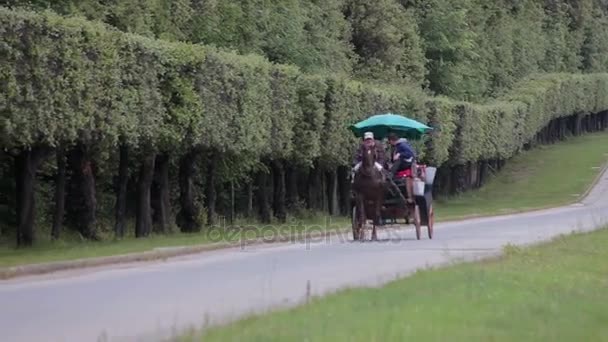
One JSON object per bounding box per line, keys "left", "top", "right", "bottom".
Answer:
{"left": 351, "top": 131, "right": 385, "bottom": 181}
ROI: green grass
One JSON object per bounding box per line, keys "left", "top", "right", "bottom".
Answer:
{"left": 1, "top": 132, "right": 607, "bottom": 268}
{"left": 0, "top": 215, "right": 348, "bottom": 268}
{"left": 185, "top": 227, "right": 608, "bottom": 342}
{"left": 435, "top": 132, "right": 608, "bottom": 221}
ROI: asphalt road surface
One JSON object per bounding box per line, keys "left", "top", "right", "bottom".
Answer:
{"left": 1, "top": 167, "right": 608, "bottom": 342}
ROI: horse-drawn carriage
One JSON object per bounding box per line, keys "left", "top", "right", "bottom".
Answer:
{"left": 349, "top": 113, "right": 437, "bottom": 241}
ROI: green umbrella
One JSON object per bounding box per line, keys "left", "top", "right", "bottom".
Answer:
{"left": 349, "top": 113, "right": 433, "bottom": 140}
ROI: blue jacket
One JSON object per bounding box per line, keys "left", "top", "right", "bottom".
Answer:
{"left": 394, "top": 138, "right": 415, "bottom": 161}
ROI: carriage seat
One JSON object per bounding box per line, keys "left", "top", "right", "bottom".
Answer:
{"left": 395, "top": 169, "right": 412, "bottom": 179}
{"left": 395, "top": 164, "right": 427, "bottom": 179}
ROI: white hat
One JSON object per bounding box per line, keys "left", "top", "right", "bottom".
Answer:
{"left": 363, "top": 132, "right": 374, "bottom": 140}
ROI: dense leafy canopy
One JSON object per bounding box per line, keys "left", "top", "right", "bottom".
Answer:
{"left": 2, "top": 1, "right": 608, "bottom": 245}
{"left": 3, "top": 0, "right": 608, "bottom": 99}
{"left": 2, "top": 6, "right": 608, "bottom": 168}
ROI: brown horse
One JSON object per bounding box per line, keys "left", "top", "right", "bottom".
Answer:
{"left": 351, "top": 142, "right": 386, "bottom": 241}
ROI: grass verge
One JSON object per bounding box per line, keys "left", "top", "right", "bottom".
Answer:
{"left": 0, "top": 215, "right": 348, "bottom": 268}
{"left": 435, "top": 132, "right": 608, "bottom": 221}
{"left": 1, "top": 132, "right": 607, "bottom": 269}
{"left": 184, "top": 226, "right": 608, "bottom": 341}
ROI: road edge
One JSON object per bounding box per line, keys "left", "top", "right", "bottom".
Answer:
{"left": 2, "top": 158, "right": 606, "bottom": 281}
{"left": 0, "top": 227, "right": 357, "bottom": 280}
{"left": 434, "top": 160, "right": 608, "bottom": 224}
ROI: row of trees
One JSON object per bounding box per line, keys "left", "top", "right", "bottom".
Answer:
{"left": 1, "top": 7, "right": 608, "bottom": 247}
{"left": 2, "top": 0, "right": 608, "bottom": 101}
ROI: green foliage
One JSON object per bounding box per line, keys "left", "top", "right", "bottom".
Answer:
{"left": 412, "top": 0, "right": 481, "bottom": 100}
{"left": 157, "top": 42, "right": 207, "bottom": 151}
{"left": 195, "top": 226, "right": 608, "bottom": 341}
{"left": 267, "top": 64, "right": 299, "bottom": 160}
{"left": 422, "top": 98, "right": 458, "bottom": 165}
{"left": 344, "top": 0, "right": 427, "bottom": 86}
{"left": 319, "top": 77, "right": 362, "bottom": 168}
{"left": 541, "top": 2, "right": 580, "bottom": 73}
{"left": 6, "top": 0, "right": 608, "bottom": 102}
{"left": 510, "top": 0, "right": 547, "bottom": 81}
{"left": 292, "top": 74, "right": 327, "bottom": 167}
{"left": 193, "top": 49, "right": 273, "bottom": 157}
{"left": 299, "top": 0, "right": 355, "bottom": 75}
{"left": 2, "top": 5, "right": 608, "bottom": 176}
{"left": 579, "top": 3, "right": 608, "bottom": 72}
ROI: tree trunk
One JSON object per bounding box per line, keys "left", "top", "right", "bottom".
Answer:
{"left": 478, "top": 160, "right": 489, "bottom": 188}
{"left": 136, "top": 152, "right": 155, "bottom": 238}
{"left": 451, "top": 164, "right": 468, "bottom": 194}
{"left": 51, "top": 148, "right": 66, "bottom": 240}
{"left": 434, "top": 165, "right": 451, "bottom": 197}
{"left": 205, "top": 152, "right": 219, "bottom": 227}
{"left": 229, "top": 181, "right": 235, "bottom": 225}
{"left": 593, "top": 113, "right": 600, "bottom": 131}
{"left": 595, "top": 113, "right": 601, "bottom": 131}
{"left": 469, "top": 162, "right": 479, "bottom": 189}
{"left": 321, "top": 170, "right": 328, "bottom": 214}
{"left": 567, "top": 114, "right": 574, "bottom": 134}
{"left": 299, "top": 169, "right": 311, "bottom": 209}
{"left": 114, "top": 144, "right": 129, "bottom": 238}
{"left": 152, "top": 154, "right": 171, "bottom": 233}
{"left": 177, "top": 150, "right": 200, "bottom": 232}
{"left": 66, "top": 144, "right": 98, "bottom": 240}
{"left": 337, "top": 166, "right": 350, "bottom": 216}
{"left": 328, "top": 169, "right": 339, "bottom": 216}
{"left": 246, "top": 181, "right": 254, "bottom": 218}
{"left": 272, "top": 160, "right": 287, "bottom": 223}
{"left": 574, "top": 113, "right": 583, "bottom": 135}
{"left": 14, "top": 146, "right": 50, "bottom": 246}
{"left": 256, "top": 170, "right": 272, "bottom": 223}
{"left": 285, "top": 164, "right": 298, "bottom": 211}
{"left": 307, "top": 164, "right": 322, "bottom": 210}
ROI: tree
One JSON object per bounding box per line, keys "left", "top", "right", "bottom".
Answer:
{"left": 412, "top": 0, "right": 481, "bottom": 100}
{"left": 344, "top": 0, "right": 426, "bottom": 86}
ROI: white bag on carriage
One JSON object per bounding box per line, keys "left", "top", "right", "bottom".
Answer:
{"left": 413, "top": 179, "right": 425, "bottom": 196}
{"left": 424, "top": 167, "right": 437, "bottom": 185}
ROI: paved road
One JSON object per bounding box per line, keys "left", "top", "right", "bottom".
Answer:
{"left": 1, "top": 167, "right": 608, "bottom": 342}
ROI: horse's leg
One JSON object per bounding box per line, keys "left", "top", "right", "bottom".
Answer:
{"left": 371, "top": 200, "right": 376, "bottom": 241}
{"left": 372, "top": 212, "right": 378, "bottom": 241}
{"left": 357, "top": 196, "right": 366, "bottom": 241}
{"left": 372, "top": 205, "right": 378, "bottom": 241}
{"left": 354, "top": 194, "right": 361, "bottom": 240}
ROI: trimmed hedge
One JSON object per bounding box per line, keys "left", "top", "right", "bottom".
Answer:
{"left": 1, "top": 7, "right": 608, "bottom": 172}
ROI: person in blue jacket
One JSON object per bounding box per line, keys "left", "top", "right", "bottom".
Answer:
{"left": 387, "top": 132, "right": 417, "bottom": 178}
{"left": 387, "top": 132, "right": 417, "bottom": 202}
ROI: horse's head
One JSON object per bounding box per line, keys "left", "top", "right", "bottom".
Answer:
{"left": 361, "top": 142, "right": 378, "bottom": 168}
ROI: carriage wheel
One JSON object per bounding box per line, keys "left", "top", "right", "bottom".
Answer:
{"left": 413, "top": 205, "right": 421, "bottom": 240}
{"left": 427, "top": 205, "right": 434, "bottom": 239}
